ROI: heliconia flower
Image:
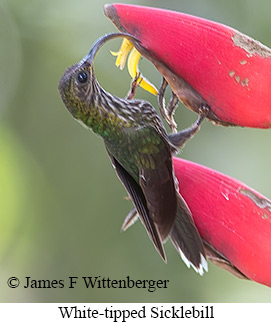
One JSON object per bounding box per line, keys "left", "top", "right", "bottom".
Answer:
{"left": 172, "top": 157, "right": 271, "bottom": 288}
{"left": 105, "top": 3, "right": 271, "bottom": 128}
{"left": 102, "top": 4, "right": 271, "bottom": 287}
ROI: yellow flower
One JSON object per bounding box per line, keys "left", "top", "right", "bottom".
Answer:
{"left": 111, "top": 38, "right": 158, "bottom": 96}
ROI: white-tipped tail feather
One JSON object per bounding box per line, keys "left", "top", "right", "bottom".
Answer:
{"left": 122, "top": 208, "right": 208, "bottom": 275}
{"left": 178, "top": 248, "right": 208, "bottom": 275}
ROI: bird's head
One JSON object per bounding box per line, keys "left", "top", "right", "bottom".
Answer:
{"left": 58, "top": 33, "right": 140, "bottom": 122}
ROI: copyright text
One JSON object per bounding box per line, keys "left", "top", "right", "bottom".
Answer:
{"left": 7, "top": 276, "right": 169, "bottom": 293}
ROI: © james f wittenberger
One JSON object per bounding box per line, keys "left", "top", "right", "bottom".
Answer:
{"left": 14, "top": 276, "right": 169, "bottom": 293}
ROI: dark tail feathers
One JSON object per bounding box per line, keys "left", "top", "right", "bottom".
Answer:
{"left": 170, "top": 196, "right": 208, "bottom": 275}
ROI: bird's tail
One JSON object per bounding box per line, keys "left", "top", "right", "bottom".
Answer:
{"left": 170, "top": 195, "right": 208, "bottom": 275}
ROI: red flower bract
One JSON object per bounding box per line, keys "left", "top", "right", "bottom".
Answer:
{"left": 104, "top": 3, "right": 271, "bottom": 287}
{"left": 173, "top": 157, "right": 271, "bottom": 287}
{"left": 105, "top": 3, "right": 271, "bottom": 128}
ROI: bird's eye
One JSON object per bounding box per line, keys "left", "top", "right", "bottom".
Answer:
{"left": 76, "top": 71, "right": 89, "bottom": 84}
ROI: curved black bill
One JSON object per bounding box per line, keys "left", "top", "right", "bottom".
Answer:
{"left": 84, "top": 32, "right": 141, "bottom": 64}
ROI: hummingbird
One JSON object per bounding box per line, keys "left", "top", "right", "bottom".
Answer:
{"left": 58, "top": 33, "right": 209, "bottom": 275}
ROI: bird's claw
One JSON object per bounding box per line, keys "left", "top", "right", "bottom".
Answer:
{"left": 158, "top": 77, "right": 178, "bottom": 132}
{"left": 126, "top": 72, "right": 142, "bottom": 100}
{"left": 197, "top": 104, "right": 210, "bottom": 125}
{"left": 199, "top": 104, "right": 210, "bottom": 118}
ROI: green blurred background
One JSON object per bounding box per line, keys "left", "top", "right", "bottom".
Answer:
{"left": 1, "top": 0, "right": 271, "bottom": 302}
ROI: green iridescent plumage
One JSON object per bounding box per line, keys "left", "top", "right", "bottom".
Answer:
{"left": 58, "top": 33, "right": 209, "bottom": 274}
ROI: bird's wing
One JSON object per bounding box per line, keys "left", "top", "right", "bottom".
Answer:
{"left": 107, "top": 152, "right": 166, "bottom": 262}
{"left": 130, "top": 126, "right": 177, "bottom": 242}
{"left": 129, "top": 126, "right": 208, "bottom": 273}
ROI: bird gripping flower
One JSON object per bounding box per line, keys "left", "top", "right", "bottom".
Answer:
{"left": 58, "top": 32, "right": 209, "bottom": 274}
